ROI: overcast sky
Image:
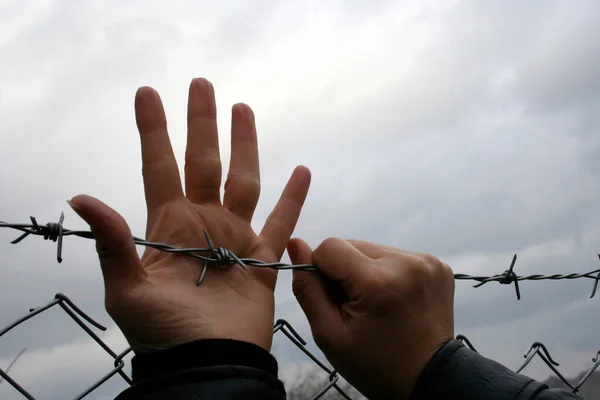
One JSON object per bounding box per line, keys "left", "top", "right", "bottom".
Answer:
{"left": 1, "top": 0, "right": 600, "bottom": 399}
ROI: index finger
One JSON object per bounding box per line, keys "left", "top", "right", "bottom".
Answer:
{"left": 259, "top": 165, "right": 311, "bottom": 258}
{"left": 312, "top": 237, "right": 377, "bottom": 297}
{"left": 346, "top": 239, "right": 394, "bottom": 259}
{"left": 135, "top": 87, "right": 183, "bottom": 211}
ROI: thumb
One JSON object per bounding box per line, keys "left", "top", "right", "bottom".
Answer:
{"left": 68, "top": 194, "right": 145, "bottom": 290}
{"left": 288, "top": 238, "right": 343, "bottom": 345}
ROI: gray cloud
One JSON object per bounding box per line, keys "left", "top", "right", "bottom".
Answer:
{"left": 1, "top": 0, "right": 600, "bottom": 398}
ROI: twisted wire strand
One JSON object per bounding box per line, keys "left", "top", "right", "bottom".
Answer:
{"left": 1, "top": 214, "right": 599, "bottom": 298}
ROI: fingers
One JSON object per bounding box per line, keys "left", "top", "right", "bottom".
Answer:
{"left": 346, "top": 239, "right": 390, "bottom": 259}
{"left": 288, "top": 238, "right": 343, "bottom": 342}
{"left": 184, "top": 78, "right": 222, "bottom": 204}
{"left": 223, "top": 104, "right": 260, "bottom": 221}
{"left": 260, "top": 166, "right": 311, "bottom": 259}
{"left": 135, "top": 87, "right": 184, "bottom": 210}
{"left": 349, "top": 240, "right": 446, "bottom": 270}
{"left": 68, "top": 195, "right": 146, "bottom": 291}
{"left": 348, "top": 239, "right": 449, "bottom": 281}
{"left": 312, "top": 237, "right": 375, "bottom": 298}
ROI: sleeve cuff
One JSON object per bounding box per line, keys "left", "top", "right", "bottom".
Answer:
{"left": 130, "top": 339, "right": 279, "bottom": 383}
{"left": 409, "top": 339, "right": 547, "bottom": 400}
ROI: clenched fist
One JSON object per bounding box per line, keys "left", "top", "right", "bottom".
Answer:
{"left": 288, "top": 238, "right": 455, "bottom": 400}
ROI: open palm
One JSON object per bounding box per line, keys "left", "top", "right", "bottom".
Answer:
{"left": 69, "top": 78, "right": 311, "bottom": 354}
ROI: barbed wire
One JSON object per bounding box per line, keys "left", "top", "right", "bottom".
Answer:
{"left": 454, "top": 253, "right": 600, "bottom": 300}
{"left": 1, "top": 213, "right": 600, "bottom": 298}
{"left": 1, "top": 214, "right": 599, "bottom": 398}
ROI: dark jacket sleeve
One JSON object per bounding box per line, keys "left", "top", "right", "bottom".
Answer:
{"left": 409, "top": 339, "right": 583, "bottom": 400}
{"left": 114, "top": 338, "right": 583, "bottom": 399}
{"left": 114, "top": 339, "right": 285, "bottom": 400}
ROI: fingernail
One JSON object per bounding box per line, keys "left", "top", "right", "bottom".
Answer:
{"left": 67, "top": 199, "right": 85, "bottom": 218}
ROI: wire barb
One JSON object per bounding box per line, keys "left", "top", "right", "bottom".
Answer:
{"left": 454, "top": 253, "right": 600, "bottom": 300}
{"left": 196, "top": 230, "right": 249, "bottom": 285}
{"left": 1, "top": 213, "right": 600, "bottom": 299}
{"left": 472, "top": 254, "right": 520, "bottom": 299}
{"left": 6, "top": 213, "right": 65, "bottom": 262}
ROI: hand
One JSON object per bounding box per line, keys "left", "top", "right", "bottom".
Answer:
{"left": 68, "top": 78, "right": 311, "bottom": 354}
{"left": 287, "top": 238, "right": 454, "bottom": 400}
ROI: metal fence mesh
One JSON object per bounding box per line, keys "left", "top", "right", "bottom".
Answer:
{"left": 1, "top": 214, "right": 600, "bottom": 398}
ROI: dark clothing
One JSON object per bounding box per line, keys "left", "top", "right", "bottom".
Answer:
{"left": 115, "top": 339, "right": 284, "bottom": 400}
{"left": 115, "top": 339, "right": 581, "bottom": 399}
{"left": 410, "top": 340, "right": 581, "bottom": 399}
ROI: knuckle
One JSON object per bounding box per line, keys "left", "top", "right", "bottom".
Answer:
{"left": 442, "top": 262, "right": 454, "bottom": 276}
{"left": 346, "top": 239, "right": 361, "bottom": 247}
{"left": 422, "top": 253, "right": 443, "bottom": 269}
{"left": 95, "top": 241, "right": 117, "bottom": 261}
{"left": 225, "top": 174, "right": 261, "bottom": 200}
{"left": 223, "top": 173, "right": 236, "bottom": 192}
{"left": 422, "top": 254, "right": 455, "bottom": 282}
{"left": 398, "top": 253, "right": 456, "bottom": 295}
{"left": 321, "top": 237, "right": 340, "bottom": 249}
{"left": 442, "top": 263, "right": 456, "bottom": 288}
{"left": 315, "top": 237, "right": 341, "bottom": 256}
{"left": 396, "top": 254, "right": 434, "bottom": 287}
{"left": 412, "top": 261, "right": 433, "bottom": 282}
{"left": 95, "top": 236, "right": 132, "bottom": 263}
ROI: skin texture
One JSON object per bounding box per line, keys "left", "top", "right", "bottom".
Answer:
{"left": 288, "top": 237, "right": 456, "bottom": 400}
{"left": 68, "top": 78, "right": 311, "bottom": 354}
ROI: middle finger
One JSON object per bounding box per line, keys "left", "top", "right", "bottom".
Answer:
{"left": 184, "top": 78, "right": 222, "bottom": 204}
{"left": 223, "top": 103, "right": 261, "bottom": 221}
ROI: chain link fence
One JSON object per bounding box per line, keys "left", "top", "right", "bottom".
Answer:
{"left": 2, "top": 291, "right": 600, "bottom": 399}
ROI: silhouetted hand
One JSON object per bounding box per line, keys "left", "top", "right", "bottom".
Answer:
{"left": 69, "top": 78, "right": 311, "bottom": 354}
{"left": 288, "top": 238, "right": 454, "bottom": 400}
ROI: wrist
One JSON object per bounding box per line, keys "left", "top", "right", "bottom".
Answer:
{"left": 364, "top": 341, "right": 452, "bottom": 400}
